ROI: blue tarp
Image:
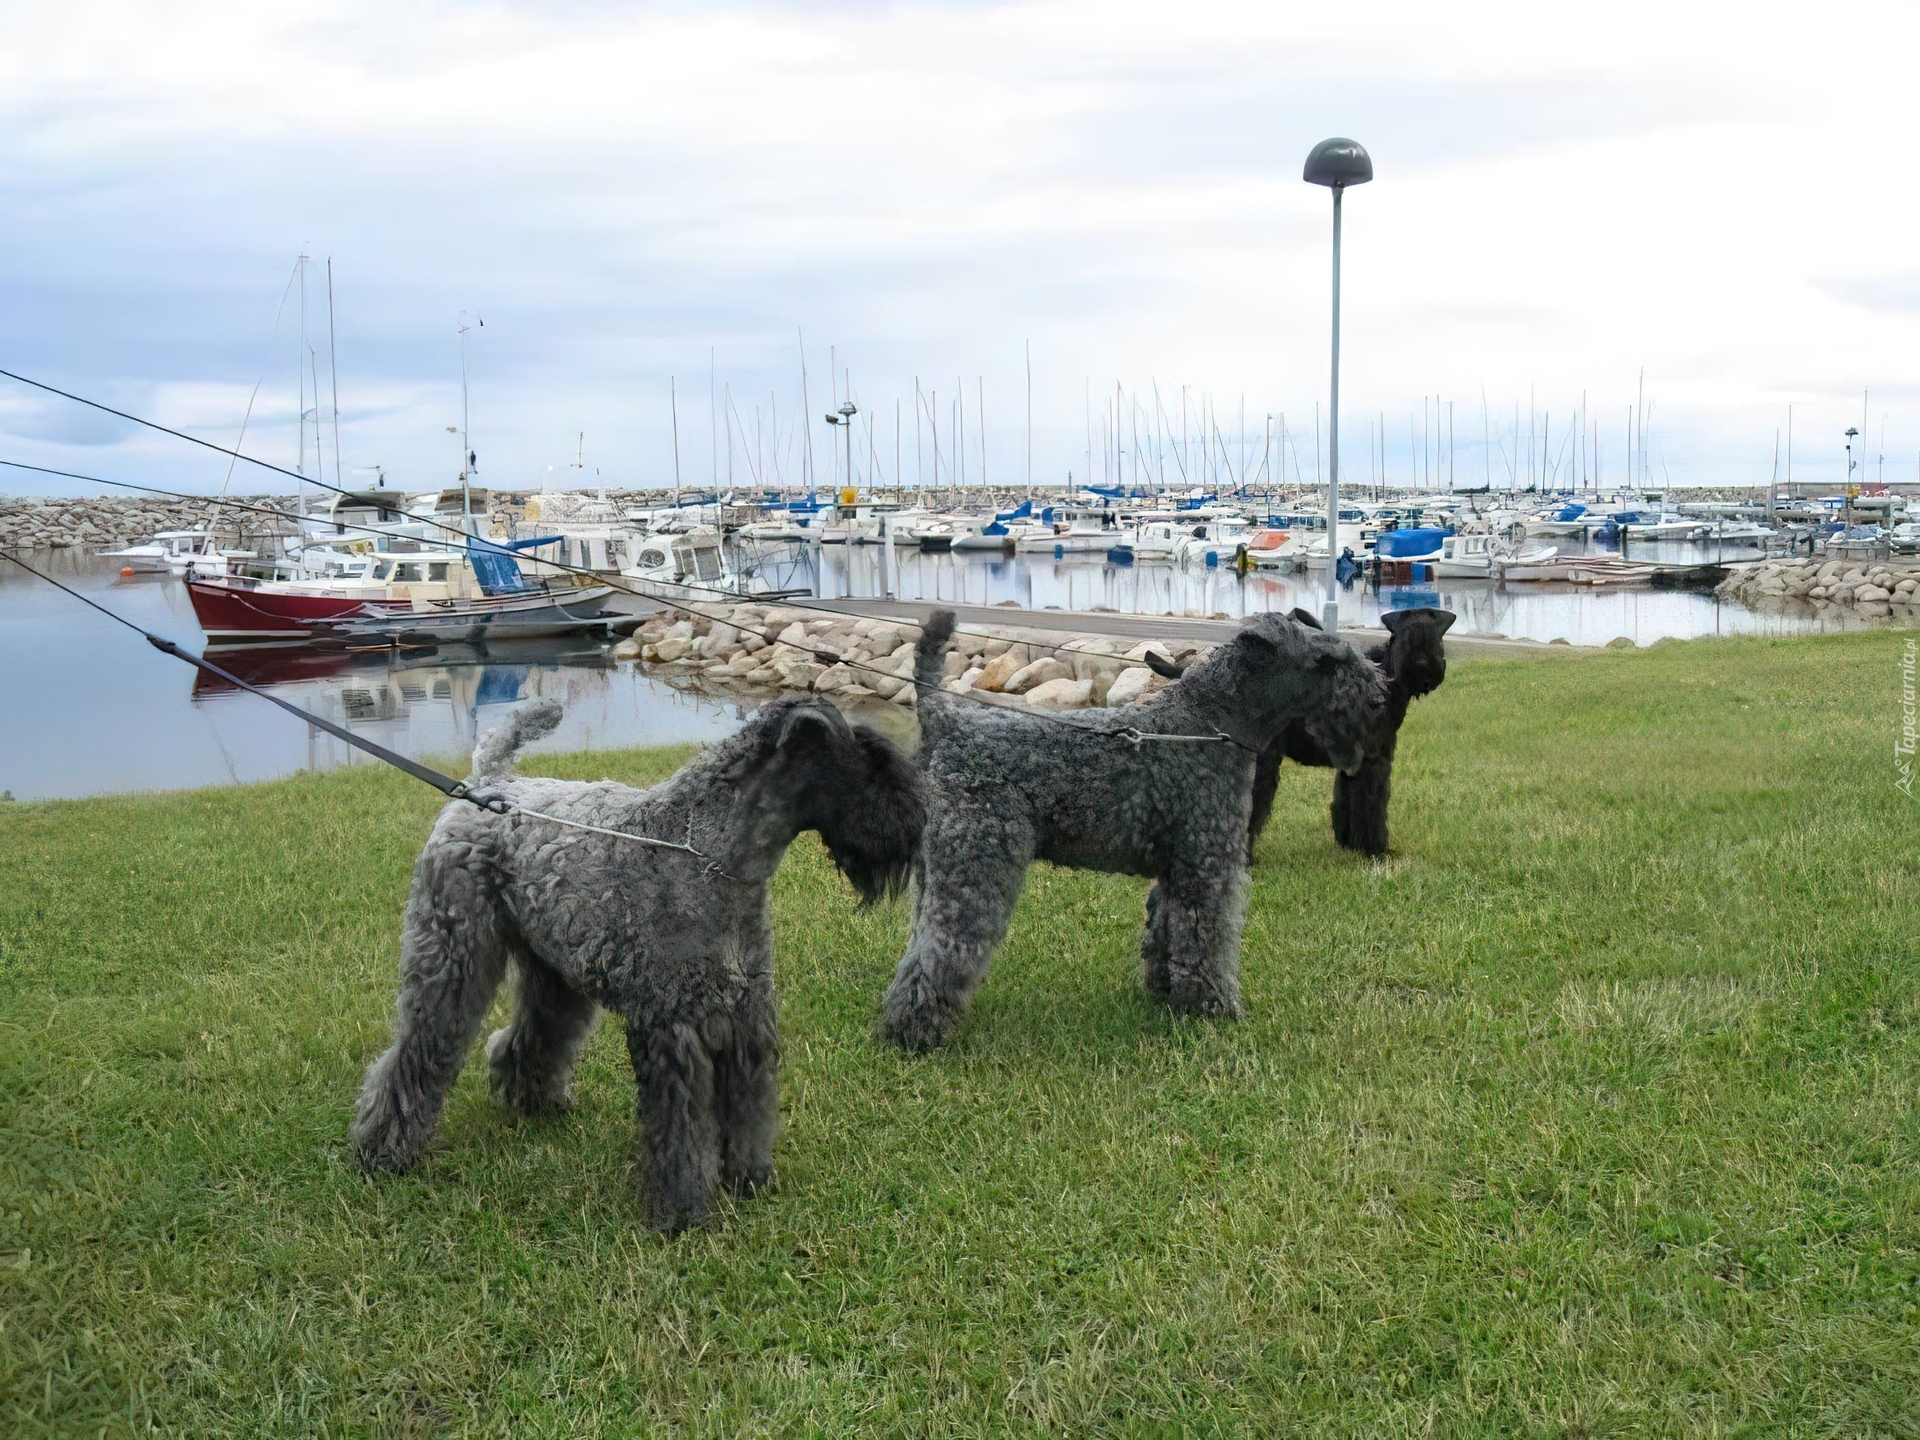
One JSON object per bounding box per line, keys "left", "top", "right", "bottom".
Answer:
{"left": 466, "top": 537, "right": 546, "bottom": 595}
{"left": 1375, "top": 527, "right": 1448, "bottom": 558}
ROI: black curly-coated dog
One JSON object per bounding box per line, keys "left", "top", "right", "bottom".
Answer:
{"left": 882, "top": 609, "right": 1386, "bottom": 1050}
{"left": 1147, "top": 606, "right": 1452, "bottom": 858}
{"left": 353, "top": 695, "right": 924, "bottom": 1232}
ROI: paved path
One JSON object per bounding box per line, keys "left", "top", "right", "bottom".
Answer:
{"left": 808, "top": 598, "right": 1599, "bottom": 659}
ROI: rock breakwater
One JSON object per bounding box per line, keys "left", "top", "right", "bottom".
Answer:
{"left": 612, "top": 599, "right": 1200, "bottom": 710}
{"left": 1716, "top": 557, "right": 1920, "bottom": 617}
{"left": 0, "top": 494, "right": 298, "bottom": 551}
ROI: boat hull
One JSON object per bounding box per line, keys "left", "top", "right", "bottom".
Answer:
{"left": 187, "top": 578, "right": 612, "bottom": 646}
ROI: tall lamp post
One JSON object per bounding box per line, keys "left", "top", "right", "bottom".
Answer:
{"left": 1303, "top": 137, "right": 1372, "bottom": 632}
{"left": 826, "top": 400, "right": 868, "bottom": 592}
{"left": 825, "top": 400, "right": 858, "bottom": 492}
{"left": 1845, "top": 426, "right": 1859, "bottom": 533}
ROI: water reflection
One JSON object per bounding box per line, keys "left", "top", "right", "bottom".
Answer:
{"left": 800, "top": 540, "right": 1880, "bottom": 647}
{"left": 0, "top": 554, "right": 743, "bottom": 800}
{"left": 0, "top": 542, "right": 1898, "bottom": 801}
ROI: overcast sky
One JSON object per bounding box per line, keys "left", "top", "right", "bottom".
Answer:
{"left": 3, "top": 0, "right": 1915, "bottom": 498}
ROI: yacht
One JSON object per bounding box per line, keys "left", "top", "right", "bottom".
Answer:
{"left": 185, "top": 536, "right": 611, "bottom": 645}
{"left": 1171, "top": 516, "right": 1257, "bottom": 568}
{"left": 1017, "top": 506, "right": 1123, "bottom": 554}
{"left": 620, "top": 527, "right": 741, "bottom": 596}
{"left": 1107, "top": 519, "right": 1188, "bottom": 564}
{"left": 103, "top": 528, "right": 259, "bottom": 577}
{"left": 1431, "top": 532, "right": 1513, "bottom": 578}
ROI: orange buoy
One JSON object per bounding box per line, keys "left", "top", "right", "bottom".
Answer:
{"left": 120, "top": 567, "right": 135, "bottom": 578}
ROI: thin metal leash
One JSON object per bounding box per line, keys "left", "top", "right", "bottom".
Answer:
{"left": 0, "top": 550, "right": 737, "bottom": 868}
{"left": 500, "top": 804, "right": 736, "bottom": 880}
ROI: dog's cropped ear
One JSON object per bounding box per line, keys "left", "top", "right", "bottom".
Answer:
{"left": 1289, "top": 606, "right": 1323, "bottom": 630}
{"left": 1379, "top": 607, "right": 1457, "bottom": 636}
{"left": 778, "top": 705, "right": 843, "bottom": 751}
{"left": 1234, "top": 627, "right": 1280, "bottom": 657}
{"left": 1144, "top": 650, "right": 1185, "bottom": 680}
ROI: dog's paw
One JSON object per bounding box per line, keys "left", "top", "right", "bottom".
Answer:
{"left": 878, "top": 1000, "right": 961, "bottom": 1052}
{"left": 351, "top": 1105, "right": 423, "bottom": 1174}
{"left": 1148, "top": 972, "right": 1243, "bottom": 1020}
{"left": 728, "top": 1162, "right": 774, "bottom": 1197}
{"left": 486, "top": 1026, "right": 578, "bottom": 1117}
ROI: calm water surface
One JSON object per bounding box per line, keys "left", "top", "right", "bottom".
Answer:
{"left": 0, "top": 541, "right": 1885, "bottom": 800}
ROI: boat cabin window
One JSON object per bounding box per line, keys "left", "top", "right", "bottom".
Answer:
{"left": 392, "top": 563, "right": 424, "bottom": 583}
{"left": 428, "top": 563, "right": 450, "bottom": 581}
{"left": 370, "top": 562, "right": 391, "bottom": 580}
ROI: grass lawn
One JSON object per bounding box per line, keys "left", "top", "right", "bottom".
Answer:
{"left": 2, "top": 631, "right": 1917, "bottom": 1436}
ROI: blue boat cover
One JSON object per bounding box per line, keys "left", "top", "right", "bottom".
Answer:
{"left": 1374, "top": 527, "right": 1448, "bottom": 558}
{"left": 467, "top": 537, "right": 541, "bottom": 595}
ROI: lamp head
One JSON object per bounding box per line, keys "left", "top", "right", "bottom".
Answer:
{"left": 1303, "top": 138, "right": 1373, "bottom": 189}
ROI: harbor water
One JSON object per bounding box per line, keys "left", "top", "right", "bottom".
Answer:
{"left": 0, "top": 540, "right": 1890, "bottom": 801}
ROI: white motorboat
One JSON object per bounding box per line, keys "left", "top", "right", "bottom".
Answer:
{"left": 1017, "top": 507, "right": 1122, "bottom": 554}
{"left": 520, "top": 491, "right": 646, "bottom": 574}
{"left": 102, "top": 528, "right": 259, "bottom": 577}
{"left": 1109, "top": 519, "right": 1188, "bottom": 563}
{"left": 1172, "top": 516, "right": 1257, "bottom": 568}
{"left": 1241, "top": 527, "right": 1307, "bottom": 567}
{"left": 1300, "top": 523, "right": 1375, "bottom": 569}
{"left": 1430, "top": 532, "right": 1511, "bottom": 578}
{"left": 1494, "top": 547, "right": 1569, "bottom": 582}
{"left": 1526, "top": 503, "right": 1594, "bottom": 537}
{"left": 1625, "top": 513, "right": 1709, "bottom": 540}
{"left": 914, "top": 516, "right": 992, "bottom": 552}
{"left": 619, "top": 526, "right": 740, "bottom": 595}
{"left": 1701, "top": 521, "right": 1775, "bottom": 543}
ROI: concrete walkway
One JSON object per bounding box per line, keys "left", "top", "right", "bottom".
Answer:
{"left": 807, "top": 598, "right": 1599, "bottom": 659}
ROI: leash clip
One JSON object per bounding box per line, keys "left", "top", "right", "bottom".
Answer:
{"left": 450, "top": 782, "right": 512, "bottom": 815}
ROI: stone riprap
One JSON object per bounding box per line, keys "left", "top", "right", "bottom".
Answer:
{"left": 1715, "top": 558, "right": 1920, "bottom": 617}
{"left": 612, "top": 600, "right": 1198, "bottom": 710}
{"left": 0, "top": 494, "right": 299, "bottom": 551}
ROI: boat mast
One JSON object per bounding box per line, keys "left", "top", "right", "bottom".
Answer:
{"left": 670, "top": 377, "right": 682, "bottom": 507}
{"left": 296, "top": 251, "right": 308, "bottom": 518}
{"left": 326, "top": 256, "right": 343, "bottom": 490}
{"left": 457, "top": 314, "right": 474, "bottom": 523}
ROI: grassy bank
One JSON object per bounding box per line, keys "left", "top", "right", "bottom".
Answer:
{"left": 2, "top": 632, "right": 1916, "bottom": 1436}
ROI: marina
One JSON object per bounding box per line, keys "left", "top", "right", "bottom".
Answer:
{"left": 3, "top": 506, "right": 1906, "bottom": 801}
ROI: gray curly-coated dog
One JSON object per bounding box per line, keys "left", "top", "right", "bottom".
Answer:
{"left": 353, "top": 694, "right": 924, "bottom": 1232}
{"left": 1150, "top": 606, "right": 1453, "bottom": 859}
{"left": 879, "top": 609, "right": 1386, "bottom": 1050}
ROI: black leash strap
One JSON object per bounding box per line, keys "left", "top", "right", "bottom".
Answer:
{"left": 2, "top": 550, "right": 506, "bottom": 813}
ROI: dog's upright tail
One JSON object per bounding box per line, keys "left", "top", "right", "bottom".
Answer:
{"left": 913, "top": 608, "right": 957, "bottom": 695}
{"left": 469, "top": 699, "right": 564, "bottom": 786}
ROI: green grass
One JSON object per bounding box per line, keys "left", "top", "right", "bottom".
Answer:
{"left": 2, "top": 632, "right": 1917, "bottom": 1436}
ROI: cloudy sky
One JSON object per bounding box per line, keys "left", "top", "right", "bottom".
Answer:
{"left": 2, "top": 0, "right": 1915, "bottom": 498}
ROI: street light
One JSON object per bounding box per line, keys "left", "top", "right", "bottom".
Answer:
{"left": 1303, "top": 136, "right": 1372, "bottom": 632}
{"left": 1845, "top": 426, "right": 1859, "bottom": 533}
{"left": 824, "top": 400, "right": 859, "bottom": 493}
